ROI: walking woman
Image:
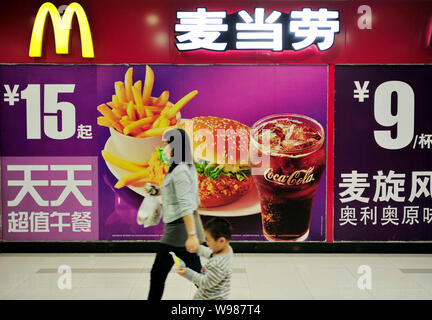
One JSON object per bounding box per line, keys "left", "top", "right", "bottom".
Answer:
{"left": 148, "top": 128, "right": 204, "bottom": 300}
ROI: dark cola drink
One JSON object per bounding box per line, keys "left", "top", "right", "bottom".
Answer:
{"left": 250, "top": 114, "right": 325, "bottom": 241}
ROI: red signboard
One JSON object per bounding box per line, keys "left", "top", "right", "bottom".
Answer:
{"left": 0, "top": 0, "right": 431, "bottom": 64}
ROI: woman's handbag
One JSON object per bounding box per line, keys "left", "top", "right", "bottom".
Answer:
{"left": 137, "top": 195, "right": 163, "bottom": 228}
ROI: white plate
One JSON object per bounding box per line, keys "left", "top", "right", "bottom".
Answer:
{"left": 103, "top": 136, "right": 261, "bottom": 217}
{"left": 198, "top": 184, "right": 261, "bottom": 217}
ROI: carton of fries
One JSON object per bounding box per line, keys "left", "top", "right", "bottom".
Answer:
{"left": 97, "top": 65, "right": 198, "bottom": 163}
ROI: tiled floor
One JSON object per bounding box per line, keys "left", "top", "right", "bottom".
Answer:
{"left": 0, "top": 253, "right": 431, "bottom": 300}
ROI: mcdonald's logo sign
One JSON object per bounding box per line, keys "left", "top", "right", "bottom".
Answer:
{"left": 29, "top": 2, "right": 94, "bottom": 58}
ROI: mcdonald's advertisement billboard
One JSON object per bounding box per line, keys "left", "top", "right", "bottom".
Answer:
{"left": 0, "top": 0, "right": 431, "bottom": 243}
{"left": 0, "top": 64, "right": 328, "bottom": 242}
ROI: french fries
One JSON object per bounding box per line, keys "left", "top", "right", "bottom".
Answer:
{"left": 132, "top": 81, "right": 145, "bottom": 118}
{"left": 109, "top": 95, "right": 123, "bottom": 111}
{"left": 99, "top": 67, "right": 197, "bottom": 192}
{"left": 123, "top": 116, "right": 155, "bottom": 136}
{"left": 155, "top": 90, "right": 169, "bottom": 107}
{"left": 142, "top": 65, "right": 154, "bottom": 105}
{"left": 97, "top": 116, "right": 122, "bottom": 132}
{"left": 158, "top": 117, "right": 170, "bottom": 128}
{"left": 126, "top": 101, "right": 137, "bottom": 121}
{"left": 112, "top": 109, "right": 124, "bottom": 119}
{"left": 96, "top": 65, "right": 198, "bottom": 138}
{"left": 119, "top": 116, "right": 133, "bottom": 128}
{"left": 115, "top": 81, "right": 127, "bottom": 103}
{"left": 115, "top": 169, "right": 150, "bottom": 189}
{"left": 101, "top": 150, "right": 148, "bottom": 172}
{"left": 167, "top": 90, "right": 198, "bottom": 119}
{"left": 124, "top": 67, "right": 134, "bottom": 102}
{"left": 97, "top": 104, "right": 124, "bottom": 132}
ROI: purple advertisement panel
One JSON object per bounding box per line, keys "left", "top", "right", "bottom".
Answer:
{"left": 1, "top": 156, "right": 99, "bottom": 240}
{"left": 0, "top": 64, "right": 327, "bottom": 241}
{"left": 334, "top": 66, "right": 432, "bottom": 241}
{"left": 0, "top": 65, "right": 99, "bottom": 240}
{"left": 0, "top": 65, "right": 98, "bottom": 157}
{"left": 98, "top": 65, "right": 327, "bottom": 242}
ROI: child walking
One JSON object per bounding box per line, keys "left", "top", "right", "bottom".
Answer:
{"left": 177, "top": 217, "right": 233, "bottom": 300}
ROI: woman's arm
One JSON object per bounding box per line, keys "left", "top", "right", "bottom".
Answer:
{"left": 183, "top": 213, "right": 199, "bottom": 253}
{"left": 172, "top": 168, "right": 200, "bottom": 252}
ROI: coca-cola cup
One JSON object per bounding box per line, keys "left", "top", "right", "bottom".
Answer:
{"left": 250, "top": 114, "right": 325, "bottom": 241}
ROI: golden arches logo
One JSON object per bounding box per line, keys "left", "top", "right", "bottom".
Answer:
{"left": 29, "top": 2, "right": 94, "bottom": 58}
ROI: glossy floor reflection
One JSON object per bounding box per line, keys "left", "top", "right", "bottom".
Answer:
{"left": 0, "top": 253, "right": 431, "bottom": 300}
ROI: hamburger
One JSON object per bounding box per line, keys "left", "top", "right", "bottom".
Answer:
{"left": 181, "top": 116, "right": 253, "bottom": 208}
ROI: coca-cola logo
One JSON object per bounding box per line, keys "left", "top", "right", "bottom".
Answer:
{"left": 263, "top": 167, "right": 315, "bottom": 185}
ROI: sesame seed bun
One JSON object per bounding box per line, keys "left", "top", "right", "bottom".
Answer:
{"left": 179, "top": 116, "right": 252, "bottom": 208}
{"left": 180, "top": 116, "right": 250, "bottom": 165}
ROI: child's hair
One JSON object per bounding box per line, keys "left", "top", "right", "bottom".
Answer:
{"left": 205, "top": 217, "right": 232, "bottom": 241}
